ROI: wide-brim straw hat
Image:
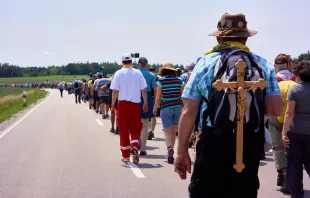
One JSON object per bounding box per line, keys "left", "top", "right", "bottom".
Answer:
{"left": 159, "top": 62, "right": 177, "bottom": 76}
{"left": 209, "top": 13, "right": 257, "bottom": 37}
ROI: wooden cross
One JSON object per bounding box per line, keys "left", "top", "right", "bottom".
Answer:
{"left": 212, "top": 59, "right": 268, "bottom": 173}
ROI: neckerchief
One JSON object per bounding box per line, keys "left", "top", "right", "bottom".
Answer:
{"left": 122, "top": 64, "right": 133, "bottom": 71}
{"left": 204, "top": 41, "right": 250, "bottom": 56}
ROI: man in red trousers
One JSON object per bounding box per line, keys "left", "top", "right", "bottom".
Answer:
{"left": 111, "top": 53, "right": 148, "bottom": 164}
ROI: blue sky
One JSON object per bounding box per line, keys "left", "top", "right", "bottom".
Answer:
{"left": 0, "top": 0, "right": 309, "bottom": 67}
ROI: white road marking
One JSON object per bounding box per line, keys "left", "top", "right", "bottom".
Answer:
{"left": 0, "top": 91, "right": 53, "bottom": 141}
{"left": 119, "top": 151, "right": 145, "bottom": 178}
{"left": 96, "top": 119, "right": 104, "bottom": 126}
{"left": 126, "top": 162, "right": 145, "bottom": 178}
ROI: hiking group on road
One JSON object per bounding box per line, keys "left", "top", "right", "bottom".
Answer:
{"left": 53, "top": 13, "right": 310, "bottom": 198}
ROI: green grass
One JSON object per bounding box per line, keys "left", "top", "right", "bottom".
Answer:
{"left": 0, "top": 87, "right": 30, "bottom": 98}
{"left": 0, "top": 88, "right": 47, "bottom": 123}
{"left": 0, "top": 75, "right": 88, "bottom": 84}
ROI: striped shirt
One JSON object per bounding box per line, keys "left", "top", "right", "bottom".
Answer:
{"left": 157, "top": 76, "right": 183, "bottom": 110}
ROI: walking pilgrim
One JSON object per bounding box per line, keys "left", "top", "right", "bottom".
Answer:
{"left": 110, "top": 53, "right": 148, "bottom": 164}
{"left": 175, "top": 13, "right": 283, "bottom": 198}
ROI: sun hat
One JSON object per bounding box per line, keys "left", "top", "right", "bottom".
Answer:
{"left": 159, "top": 62, "right": 177, "bottom": 76}
{"left": 209, "top": 13, "right": 257, "bottom": 37}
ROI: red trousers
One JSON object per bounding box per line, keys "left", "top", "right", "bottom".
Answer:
{"left": 117, "top": 101, "right": 142, "bottom": 159}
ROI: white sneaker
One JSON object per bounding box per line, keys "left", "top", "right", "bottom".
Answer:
{"left": 121, "top": 158, "right": 130, "bottom": 163}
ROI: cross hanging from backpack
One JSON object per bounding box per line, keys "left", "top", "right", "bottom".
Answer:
{"left": 212, "top": 58, "right": 267, "bottom": 173}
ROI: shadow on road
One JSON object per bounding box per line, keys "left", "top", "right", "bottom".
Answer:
{"left": 121, "top": 163, "right": 163, "bottom": 169}
{"left": 140, "top": 154, "right": 166, "bottom": 159}
{"left": 138, "top": 163, "right": 164, "bottom": 169}
{"left": 145, "top": 146, "right": 159, "bottom": 150}
{"left": 151, "top": 138, "right": 165, "bottom": 142}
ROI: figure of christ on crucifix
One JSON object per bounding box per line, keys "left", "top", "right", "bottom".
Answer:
{"left": 212, "top": 59, "right": 268, "bottom": 173}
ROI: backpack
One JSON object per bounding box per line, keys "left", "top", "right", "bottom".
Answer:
{"left": 202, "top": 50, "right": 266, "bottom": 136}
{"left": 74, "top": 81, "right": 79, "bottom": 89}
{"left": 276, "top": 73, "right": 296, "bottom": 82}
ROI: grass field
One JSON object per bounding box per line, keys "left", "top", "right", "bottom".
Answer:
{"left": 0, "top": 87, "right": 47, "bottom": 123}
{"left": 0, "top": 75, "right": 88, "bottom": 84}
{"left": 0, "top": 87, "right": 30, "bottom": 98}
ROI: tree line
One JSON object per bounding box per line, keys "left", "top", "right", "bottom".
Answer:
{"left": 0, "top": 62, "right": 184, "bottom": 78}
{"left": 1, "top": 51, "right": 309, "bottom": 78}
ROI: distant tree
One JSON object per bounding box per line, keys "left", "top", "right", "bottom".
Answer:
{"left": 297, "top": 51, "right": 310, "bottom": 61}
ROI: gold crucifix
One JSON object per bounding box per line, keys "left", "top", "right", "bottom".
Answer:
{"left": 212, "top": 59, "right": 267, "bottom": 173}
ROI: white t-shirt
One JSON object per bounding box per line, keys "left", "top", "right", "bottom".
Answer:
{"left": 111, "top": 68, "right": 147, "bottom": 103}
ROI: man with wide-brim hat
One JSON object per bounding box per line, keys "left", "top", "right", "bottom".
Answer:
{"left": 175, "top": 13, "right": 283, "bottom": 198}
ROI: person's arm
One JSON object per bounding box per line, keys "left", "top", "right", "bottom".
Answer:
{"left": 140, "top": 74, "right": 148, "bottom": 107}
{"left": 100, "top": 84, "right": 109, "bottom": 95}
{"left": 265, "top": 96, "right": 283, "bottom": 116}
{"left": 112, "top": 90, "right": 119, "bottom": 108}
{"left": 282, "top": 101, "right": 295, "bottom": 136}
{"left": 264, "top": 64, "right": 284, "bottom": 116}
{"left": 178, "top": 99, "right": 200, "bottom": 154}
{"left": 151, "top": 74, "right": 158, "bottom": 100}
{"left": 142, "top": 88, "right": 147, "bottom": 105}
{"left": 154, "top": 82, "right": 162, "bottom": 109}
{"left": 110, "top": 73, "right": 120, "bottom": 109}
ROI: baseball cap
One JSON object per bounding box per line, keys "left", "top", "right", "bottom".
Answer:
{"left": 121, "top": 53, "right": 132, "bottom": 61}
{"left": 138, "top": 57, "right": 148, "bottom": 65}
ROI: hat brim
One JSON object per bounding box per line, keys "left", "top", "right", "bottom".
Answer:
{"left": 209, "top": 29, "right": 257, "bottom": 37}
{"left": 159, "top": 67, "right": 177, "bottom": 76}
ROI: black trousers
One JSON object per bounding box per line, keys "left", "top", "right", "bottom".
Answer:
{"left": 189, "top": 126, "right": 262, "bottom": 198}
{"left": 74, "top": 90, "right": 81, "bottom": 103}
{"left": 286, "top": 133, "right": 310, "bottom": 198}
{"left": 60, "top": 89, "right": 63, "bottom": 97}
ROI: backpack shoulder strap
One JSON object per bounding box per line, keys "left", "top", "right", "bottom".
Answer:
{"left": 185, "top": 72, "right": 192, "bottom": 84}
{"left": 276, "top": 75, "right": 283, "bottom": 82}
{"left": 290, "top": 73, "right": 296, "bottom": 81}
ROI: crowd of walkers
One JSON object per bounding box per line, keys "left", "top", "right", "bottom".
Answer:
{"left": 54, "top": 13, "right": 310, "bottom": 198}
{"left": 0, "top": 81, "right": 59, "bottom": 89}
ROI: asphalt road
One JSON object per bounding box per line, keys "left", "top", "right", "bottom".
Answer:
{"left": 0, "top": 89, "right": 309, "bottom": 198}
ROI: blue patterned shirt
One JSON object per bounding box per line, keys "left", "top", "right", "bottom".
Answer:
{"left": 182, "top": 49, "right": 281, "bottom": 131}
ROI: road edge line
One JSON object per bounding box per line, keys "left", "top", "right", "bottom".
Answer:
{"left": 0, "top": 90, "right": 53, "bottom": 140}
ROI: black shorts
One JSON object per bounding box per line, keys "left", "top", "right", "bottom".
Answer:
{"left": 94, "top": 91, "right": 100, "bottom": 101}
{"left": 100, "top": 96, "right": 109, "bottom": 104}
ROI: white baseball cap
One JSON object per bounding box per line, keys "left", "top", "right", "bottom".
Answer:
{"left": 121, "top": 53, "right": 132, "bottom": 61}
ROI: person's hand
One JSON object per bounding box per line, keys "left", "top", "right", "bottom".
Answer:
{"left": 143, "top": 103, "right": 148, "bottom": 112}
{"left": 153, "top": 107, "right": 157, "bottom": 116}
{"left": 174, "top": 152, "right": 192, "bottom": 180}
{"left": 282, "top": 134, "right": 290, "bottom": 148}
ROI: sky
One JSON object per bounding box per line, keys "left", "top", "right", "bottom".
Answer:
{"left": 0, "top": 0, "right": 309, "bottom": 67}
